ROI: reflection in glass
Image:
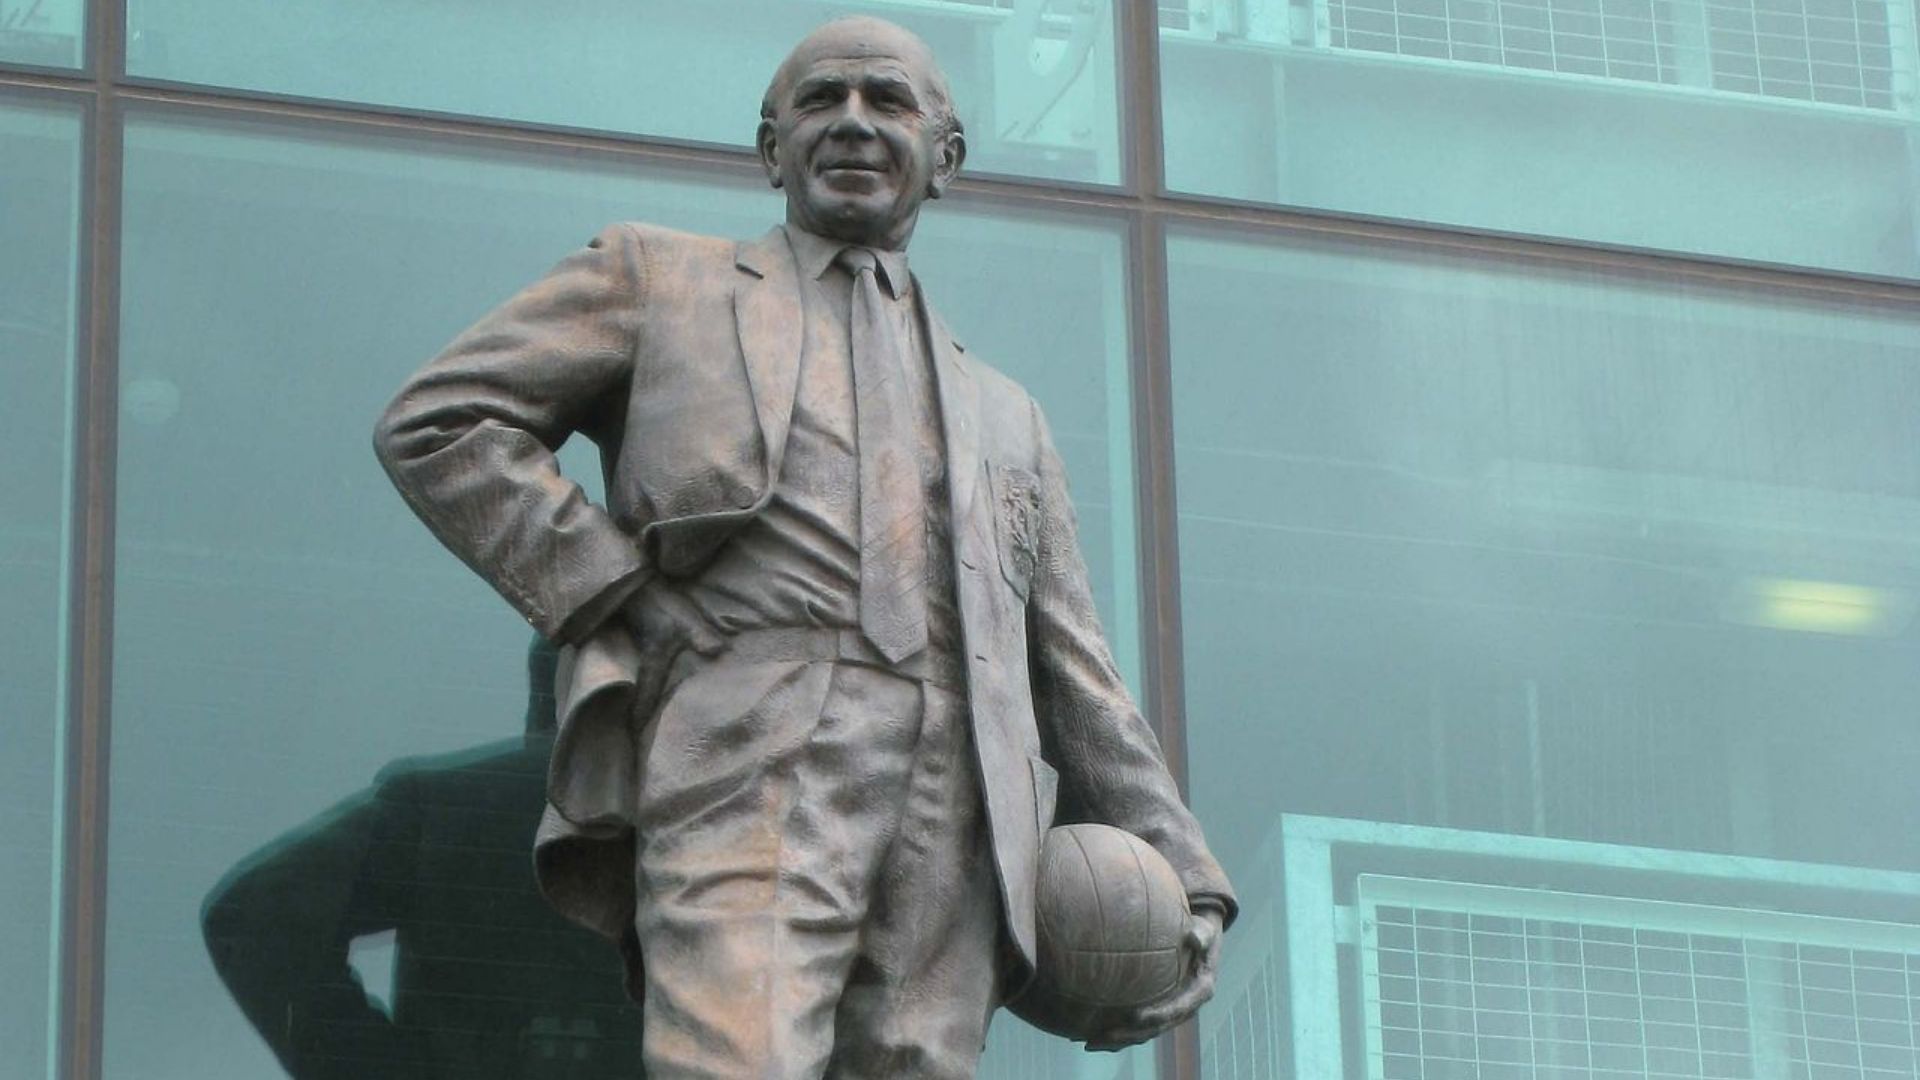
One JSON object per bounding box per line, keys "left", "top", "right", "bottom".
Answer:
{"left": 1160, "top": 0, "right": 1920, "bottom": 278}
{"left": 201, "top": 638, "right": 645, "bottom": 1078}
{"left": 1170, "top": 227, "right": 1920, "bottom": 1077}
{"left": 0, "top": 0, "right": 83, "bottom": 67}
{"left": 125, "top": 0, "right": 1124, "bottom": 185}
{"left": 109, "top": 110, "right": 1140, "bottom": 1077}
{"left": 0, "top": 94, "right": 82, "bottom": 1080}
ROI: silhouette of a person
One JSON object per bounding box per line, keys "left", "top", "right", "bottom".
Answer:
{"left": 202, "top": 638, "right": 644, "bottom": 1079}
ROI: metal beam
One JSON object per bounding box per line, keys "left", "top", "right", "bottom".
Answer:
{"left": 4, "top": 66, "right": 1917, "bottom": 304}
{"left": 55, "top": 0, "right": 124, "bottom": 1076}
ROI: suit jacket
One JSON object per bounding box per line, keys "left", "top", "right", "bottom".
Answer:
{"left": 374, "top": 222, "right": 1235, "bottom": 996}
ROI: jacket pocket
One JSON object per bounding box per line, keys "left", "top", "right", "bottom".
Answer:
{"left": 988, "top": 462, "right": 1041, "bottom": 599}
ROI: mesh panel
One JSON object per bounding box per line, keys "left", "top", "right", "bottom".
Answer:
{"left": 1364, "top": 880, "right": 1920, "bottom": 1080}
{"left": 1322, "top": 0, "right": 1906, "bottom": 109}
{"left": 1202, "top": 939, "right": 1289, "bottom": 1079}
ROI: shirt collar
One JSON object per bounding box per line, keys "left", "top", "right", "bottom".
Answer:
{"left": 782, "top": 223, "right": 912, "bottom": 301}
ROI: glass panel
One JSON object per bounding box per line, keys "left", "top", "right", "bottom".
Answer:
{"left": 0, "top": 0, "right": 83, "bottom": 68}
{"left": 0, "top": 93, "right": 83, "bottom": 1080}
{"left": 1170, "top": 227, "right": 1920, "bottom": 1077}
{"left": 109, "top": 110, "right": 1141, "bottom": 1078}
{"left": 126, "top": 0, "right": 1123, "bottom": 186}
{"left": 1160, "top": 0, "right": 1920, "bottom": 279}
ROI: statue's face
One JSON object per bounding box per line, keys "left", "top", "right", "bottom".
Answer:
{"left": 759, "top": 40, "right": 964, "bottom": 250}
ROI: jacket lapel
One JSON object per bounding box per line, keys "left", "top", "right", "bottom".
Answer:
{"left": 921, "top": 296, "right": 981, "bottom": 523}
{"left": 734, "top": 235, "right": 980, "bottom": 524}
{"left": 733, "top": 227, "right": 804, "bottom": 496}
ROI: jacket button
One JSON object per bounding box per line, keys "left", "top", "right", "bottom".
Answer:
{"left": 732, "top": 484, "right": 756, "bottom": 507}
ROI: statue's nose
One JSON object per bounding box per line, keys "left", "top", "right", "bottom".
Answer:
{"left": 826, "top": 96, "right": 879, "bottom": 139}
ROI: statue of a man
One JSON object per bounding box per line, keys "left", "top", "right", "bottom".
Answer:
{"left": 374, "top": 17, "right": 1234, "bottom": 1077}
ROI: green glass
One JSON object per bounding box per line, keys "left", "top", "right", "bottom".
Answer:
{"left": 1160, "top": 0, "right": 1920, "bottom": 279}
{"left": 1171, "top": 226, "right": 1920, "bottom": 1076}
{"left": 125, "top": 0, "right": 1124, "bottom": 186}
{"left": 107, "top": 110, "right": 1141, "bottom": 1077}
{"left": 0, "top": 0, "right": 82, "bottom": 67}
{"left": 0, "top": 94, "right": 83, "bottom": 1080}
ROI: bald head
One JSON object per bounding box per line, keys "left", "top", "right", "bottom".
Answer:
{"left": 761, "top": 17, "right": 962, "bottom": 139}
{"left": 756, "top": 17, "right": 967, "bottom": 249}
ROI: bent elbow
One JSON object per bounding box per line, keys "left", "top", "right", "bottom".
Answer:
{"left": 371, "top": 391, "right": 456, "bottom": 475}
{"left": 371, "top": 391, "right": 413, "bottom": 472}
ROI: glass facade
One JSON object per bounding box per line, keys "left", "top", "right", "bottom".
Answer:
{"left": 126, "top": 0, "right": 1125, "bottom": 186}
{"left": 0, "top": 0, "right": 82, "bottom": 67}
{"left": 1171, "top": 229, "right": 1920, "bottom": 1077}
{"left": 1160, "top": 0, "right": 1920, "bottom": 279}
{"left": 5, "top": 1, "right": 1920, "bottom": 1078}
{"left": 0, "top": 91, "right": 83, "bottom": 1080}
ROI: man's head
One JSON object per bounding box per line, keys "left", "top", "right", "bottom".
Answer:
{"left": 758, "top": 17, "right": 966, "bottom": 251}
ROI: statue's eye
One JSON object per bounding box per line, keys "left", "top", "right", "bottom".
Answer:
{"left": 870, "top": 88, "right": 914, "bottom": 113}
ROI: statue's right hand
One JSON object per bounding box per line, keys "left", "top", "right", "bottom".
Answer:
{"left": 619, "top": 584, "right": 727, "bottom": 722}
{"left": 621, "top": 583, "right": 726, "bottom": 659}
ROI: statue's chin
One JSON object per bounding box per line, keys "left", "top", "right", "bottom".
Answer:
{"left": 793, "top": 191, "right": 914, "bottom": 248}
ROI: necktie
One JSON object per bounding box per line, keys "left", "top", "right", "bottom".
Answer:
{"left": 837, "top": 247, "right": 928, "bottom": 663}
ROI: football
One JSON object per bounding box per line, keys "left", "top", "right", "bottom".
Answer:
{"left": 1007, "top": 823, "right": 1191, "bottom": 1041}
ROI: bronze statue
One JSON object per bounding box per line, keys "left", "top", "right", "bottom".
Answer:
{"left": 374, "top": 17, "right": 1234, "bottom": 1078}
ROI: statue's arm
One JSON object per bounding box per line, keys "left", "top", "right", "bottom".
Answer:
{"left": 373, "top": 223, "right": 650, "bottom": 643}
{"left": 1024, "top": 399, "right": 1236, "bottom": 920}
{"left": 201, "top": 776, "right": 429, "bottom": 1077}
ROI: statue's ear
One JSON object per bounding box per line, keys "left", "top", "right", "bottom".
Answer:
{"left": 756, "top": 119, "right": 783, "bottom": 189}
{"left": 927, "top": 129, "right": 966, "bottom": 200}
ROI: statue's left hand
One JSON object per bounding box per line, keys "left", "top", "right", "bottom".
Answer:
{"left": 1084, "top": 905, "right": 1225, "bottom": 1052}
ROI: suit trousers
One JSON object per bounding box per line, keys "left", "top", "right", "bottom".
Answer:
{"left": 631, "top": 635, "right": 1002, "bottom": 1080}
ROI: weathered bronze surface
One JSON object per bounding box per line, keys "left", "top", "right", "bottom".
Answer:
{"left": 372, "top": 17, "right": 1234, "bottom": 1076}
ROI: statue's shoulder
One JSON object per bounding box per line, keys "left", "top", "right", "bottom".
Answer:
{"left": 918, "top": 301, "right": 1025, "bottom": 407}
{"left": 371, "top": 738, "right": 542, "bottom": 798}
{"left": 602, "top": 220, "right": 740, "bottom": 269}
{"left": 953, "top": 345, "right": 1049, "bottom": 466}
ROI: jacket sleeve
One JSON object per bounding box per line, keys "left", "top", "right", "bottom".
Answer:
{"left": 373, "top": 223, "right": 651, "bottom": 643}
{"left": 1025, "top": 400, "right": 1238, "bottom": 924}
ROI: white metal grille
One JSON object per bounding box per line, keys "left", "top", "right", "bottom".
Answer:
{"left": 1362, "top": 876, "right": 1920, "bottom": 1080}
{"left": 1321, "top": 0, "right": 1912, "bottom": 110}
{"left": 1201, "top": 922, "right": 1288, "bottom": 1079}
{"left": 906, "top": 0, "right": 1198, "bottom": 27}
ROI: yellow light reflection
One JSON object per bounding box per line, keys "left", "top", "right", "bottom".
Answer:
{"left": 1728, "top": 578, "right": 1910, "bottom": 637}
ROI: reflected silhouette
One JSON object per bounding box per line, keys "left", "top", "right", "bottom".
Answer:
{"left": 202, "top": 638, "right": 644, "bottom": 1079}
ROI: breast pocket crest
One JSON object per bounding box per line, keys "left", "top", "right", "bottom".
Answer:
{"left": 988, "top": 463, "right": 1040, "bottom": 598}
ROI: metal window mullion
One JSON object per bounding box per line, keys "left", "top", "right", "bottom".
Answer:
{"left": 1799, "top": 0, "right": 1818, "bottom": 94}
{"left": 1113, "top": 3, "right": 1198, "bottom": 1079}
{"left": 1848, "top": 949, "right": 1866, "bottom": 1076}
{"left": 1905, "top": 955, "right": 1918, "bottom": 1078}
{"left": 1133, "top": 105, "right": 1200, "bottom": 1080}
{"left": 1685, "top": 934, "right": 1706, "bottom": 1077}
{"left": 1651, "top": 0, "right": 1667, "bottom": 84}
{"left": 1466, "top": 918, "right": 1485, "bottom": 1075}
{"left": 1600, "top": 0, "right": 1616, "bottom": 76}
{"left": 58, "top": 0, "right": 124, "bottom": 1076}
{"left": 1548, "top": 0, "right": 1563, "bottom": 72}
